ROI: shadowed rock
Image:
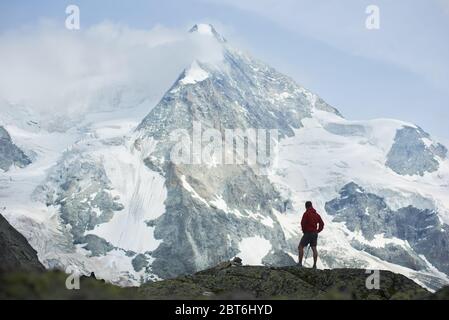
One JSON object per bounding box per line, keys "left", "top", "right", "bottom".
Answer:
{"left": 386, "top": 126, "right": 447, "bottom": 176}
{"left": 0, "top": 214, "right": 45, "bottom": 273}
{"left": 0, "top": 126, "right": 31, "bottom": 171}
{"left": 325, "top": 182, "right": 449, "bottom": 286}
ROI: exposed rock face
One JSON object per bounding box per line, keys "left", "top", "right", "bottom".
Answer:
{"left": 137, "top": 51, "right": 338, "bottom": 140}
{"left": 132, "top": 254, "right": 150, "bottom": 272}
{"left": 262, "top": 250, "right": 297, "bottom": 267}
{"left": 77, "top": 234, "right": 115, "bottom": 256}
{"left": 395, "top": 206, "right": 449, "bottom": 275}
{"left": 0, "top": 126, "right": 31, "bottom": 171}
{"left": 0, "top": 214, "right": 45, "bottom": 273}
{"left": 325, "top": 182, "right": 395, "bottom": 240}
{"left": 147, "top": 163, "right": 291, "bottom": 279}
{"left": 325, "top": 183, "right": 449, "bottom": 276}
{"left": 35, "top": 150, "right": 123, "bottom": 251}
{"left": 386, "top": 126, "right": 447, "bottom": 176}
{"left": 133, "top": 43, "right": 339, "bottom": 278}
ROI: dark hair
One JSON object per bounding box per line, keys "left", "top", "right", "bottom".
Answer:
{"left": 305, "top": 201, "right": 313, "bottom": 209}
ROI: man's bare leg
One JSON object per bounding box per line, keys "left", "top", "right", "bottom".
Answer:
{"left": 311, "top": 246, "right": 318, "bottom": 269}
{"left": 298, "top": 245, "right": 304, "bottom": 266}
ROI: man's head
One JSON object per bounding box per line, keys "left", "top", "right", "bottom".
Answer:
{"left": 305, "top": 201, "right": 313, "bottom": 209}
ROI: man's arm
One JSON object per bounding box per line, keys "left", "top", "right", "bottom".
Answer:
{"left": 317, "top": 214, "right": 324, "bottom": 233}
{"left": 300, "top": 214, "right": 306, "bottom": 232}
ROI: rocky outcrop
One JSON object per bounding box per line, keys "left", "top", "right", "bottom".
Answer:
{"left": 0, "top": 126, "right": 31, "bottom": 171}
{"left": 262, "top": 250, "right": 297, "bottom": 267}
{"left": 386, "top": 126, "right": 447, "bottom": 176}
{"left": 138, "top": 263, "right": 430, "bottom": 300}
{"left": 0, "top": 253, "right": 446, "bottom": 300}
{"left": 0, "top": 214, "right": 45, "bottom": 273}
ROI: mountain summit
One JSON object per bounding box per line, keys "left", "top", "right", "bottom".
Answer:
{"left": 1, "top": 24, "right": 448, "bottom": 290}
{"left": 189, "top": 23, "right": 227, "bottom": 42}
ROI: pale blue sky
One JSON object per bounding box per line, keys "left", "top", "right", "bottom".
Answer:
{"left": 1, "top": 0, "right": 448, "bottom": 141}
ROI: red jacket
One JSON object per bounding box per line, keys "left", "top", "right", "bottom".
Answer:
{"left": 301, "top": 208, "right": 324, "bottom": 233}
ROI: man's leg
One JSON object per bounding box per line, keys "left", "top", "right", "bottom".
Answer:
{"left": 298, "top": 245, "right": 304, "bottom": 266}
{"left": 311, "top": 246, "right": 318, "bottom": 268}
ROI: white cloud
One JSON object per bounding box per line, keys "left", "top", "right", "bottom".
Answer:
{"left": 0, "top": 21, "right": 223, "bottom": 118}
{"left": 203, "top": 0, "right": 449, "bottom": 90}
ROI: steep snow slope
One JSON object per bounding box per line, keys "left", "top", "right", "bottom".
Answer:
{"left": 0, "top": 97, "right": 165, "bottom": 285}
{"left": 270, "top": 109, "right": 449, "bottom": 215}
{"left": 268, "top": 109, "right": 449, "bottom": 289}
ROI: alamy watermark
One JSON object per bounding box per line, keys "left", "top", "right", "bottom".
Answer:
{"left": 65, "top": 266, "right": 81, "bottom": 290}
{"left": 366, "top": 5, "right": 380, "bottom": 30}
{"left": 169, "top": 122, "right": 279, "bottom": 175}
{"left": 65, "top": 4, "right": 80, "bottom": 30}
{"left": 365, "top": 269, "right": 380, "bottom": 289}
{"left": 64, "top": 4, "right": 381, "bottom": 32}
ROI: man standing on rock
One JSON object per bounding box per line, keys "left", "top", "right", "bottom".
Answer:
{"left": 298, "top": 201, "right": 324, "bottom": 268}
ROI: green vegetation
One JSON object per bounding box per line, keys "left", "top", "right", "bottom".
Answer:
{"left": 2, "top": 265, "right": 446, "bottom": 300}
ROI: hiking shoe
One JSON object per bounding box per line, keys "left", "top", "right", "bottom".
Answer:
{"left": 296, "top": 263, "right": 303, "bottom": 268}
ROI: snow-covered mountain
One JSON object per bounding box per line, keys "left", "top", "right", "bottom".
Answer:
{"left": 0, "top": 126, "right": 31, "bottom": 171}
{"left": 1, "top": 24, "right": 448, "bottom": 290}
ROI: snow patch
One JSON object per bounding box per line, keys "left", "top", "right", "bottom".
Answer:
{"left": 180, "top": 61, "right": 209, "bottom": 85}
{"left": 237, "top": 236, "right": 272, "bottom": 265}
{"left": 195, "top": 24, "right": 214, "bottom": 36}
{"left": 86, "top": 140, "right": 167, "bottom": 253}
{"left": 353, "top": 232, "right": 411, "bottom": 249}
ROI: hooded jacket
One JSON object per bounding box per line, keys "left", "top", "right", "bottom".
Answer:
{"left": 301, "top": 207, "right": 324, "bottom": 233}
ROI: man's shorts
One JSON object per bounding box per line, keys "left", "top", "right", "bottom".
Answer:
{"left": 299, "top": 232, "right": 318, "bottom": 248}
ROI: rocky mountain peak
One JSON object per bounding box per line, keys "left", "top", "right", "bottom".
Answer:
{"left": 189, "top": 23, "right": 227, "bottom": 43}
